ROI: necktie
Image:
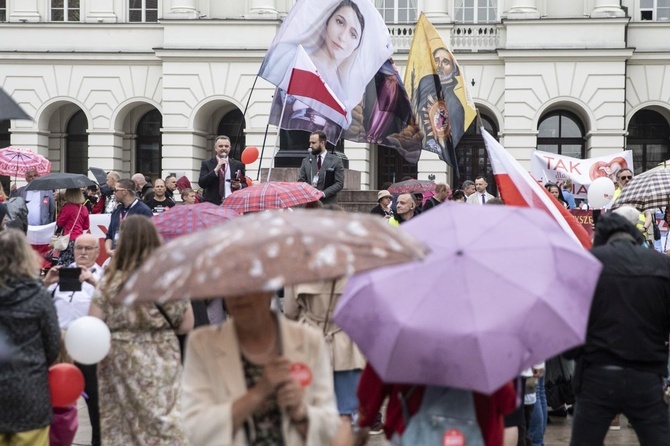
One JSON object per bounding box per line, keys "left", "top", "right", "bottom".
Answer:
{"left": 218, "top": 164, "right": 226, "bottom": 198}
{"left": 317, "top": 155, "right": 322, "bottom": 171}
{"left": 481, "top": 193, "right": 485, "bottom": 204}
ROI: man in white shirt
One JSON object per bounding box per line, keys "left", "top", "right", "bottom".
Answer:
{"left": 466, "top": 176, "right": 495, "bottom": 205}
{"left": 43, "top": 233, "right": 103, "bottom": 446}
{"left": 9, "top": 169, "right": 55, "bottom": 225}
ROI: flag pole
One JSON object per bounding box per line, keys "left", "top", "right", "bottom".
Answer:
{"left": 256, "top": 123, "right": 271, "bottom": 181}
{"left": 266, "top": 96, "right": 289, "bottom": 182}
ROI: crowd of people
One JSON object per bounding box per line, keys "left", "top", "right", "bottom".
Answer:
{"left": 0, "top": 132, "right": 669, "bottom": 446}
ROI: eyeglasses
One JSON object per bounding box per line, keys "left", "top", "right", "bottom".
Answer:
{"left": 74, "top": 246, "right": 98, "bottom": 251}
{"left": 619, "top": 175, "right": 632, "bottom": 180}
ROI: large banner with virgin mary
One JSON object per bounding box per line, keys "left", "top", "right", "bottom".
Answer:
{"left": 259, "top": 0, "right": 393, "bottom": 144}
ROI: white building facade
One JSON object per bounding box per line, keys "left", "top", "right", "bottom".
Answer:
{"left": 1, "top": 0, "right": 669, "bottom": 191}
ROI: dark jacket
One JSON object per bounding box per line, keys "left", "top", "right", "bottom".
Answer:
{"left": 198, "top": 158, "right": 246, "bottom": 205}
{"left": 0, "top": 279, "right": 60, "bottom": 433}
{"left": 422, "top": 196, "right": 442, "bottom": 211}
{"left": 105, "top": 198, "right": 153, "bottom": 248}
{"left": 584, "top": 238, "right": 670, "bottom": 375}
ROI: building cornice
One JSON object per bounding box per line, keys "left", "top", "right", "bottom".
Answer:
{"left": 497, "top": 48, "right": 634, "bottom": 62}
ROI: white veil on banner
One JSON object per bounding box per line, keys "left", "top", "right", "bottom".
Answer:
{"left": 260, "top": 0, "right": 393, "bottom": 130}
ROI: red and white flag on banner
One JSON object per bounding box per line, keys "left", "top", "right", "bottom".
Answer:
{"left": 286, "top": 45, "right": 347, "bottom": 120}
{"left": 482, "top": 129, "right": 592, "bottom": 249}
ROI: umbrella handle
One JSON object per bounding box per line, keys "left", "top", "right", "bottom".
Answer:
{"left": 274, "top": 295, "right": 284, "bottom": 356}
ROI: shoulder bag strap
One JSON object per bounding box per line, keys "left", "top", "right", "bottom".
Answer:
{"left": 65, "top": 204, "right": 84, "bottom": 236}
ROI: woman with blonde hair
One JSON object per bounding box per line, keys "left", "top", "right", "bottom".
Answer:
{"left": 54, "top": 188, "right": 90, "bottom": 266}
{"left": 89, "top": 215, "right": 193, "bottom": 445}
{"left": 0, "top": 229, "right": 61, "bottom": 445}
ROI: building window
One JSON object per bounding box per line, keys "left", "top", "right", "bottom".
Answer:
{"left": 217, "top": 109, "right": 246, "bottom": 161}
{"left": 136, "top": 109, "right": 162, "bottom": 180}
{"left": 640, "top": 0, "right": 670, "bottom": 21}
{"left": 537, "top": 111, "right": 585, "bottom": 159}
{"left": 627, "top": 109, "right": 670, "bottom": 173}
{"left": 51, "top": 0, "right": 80, "bottom": 22}
{"left": 0, "top": 0, "right": 7, "bottom": 22}
{"left": 375, "top": 0, "right": 418, "bottom": 23}
{"left": 456, "top": 113, "right": 498, "bottom": 194}
{"left": 66, "top": 111, "right": 88, "bottom": 175}
{"left": 455, "top": 0, "right": 497, "bottom": 23}
{"left": 129, "top": 0, "right": 158, "bottom": 22}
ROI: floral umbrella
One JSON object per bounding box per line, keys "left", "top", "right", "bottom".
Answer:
{"left": 0, "top": 146, "right": 51, "bottom": 183}
{"left": 119, "top": 209, "right": 428, "bottom": 304}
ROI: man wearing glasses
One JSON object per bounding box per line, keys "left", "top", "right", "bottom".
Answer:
{"left": 104, "top": 179, "right": 153, "bottom": 258}
{"left": 43, "top": 233, "right": 105, "bottom": 446}
{"left": 613, "top": 168, "right": 633, "bottom": 201}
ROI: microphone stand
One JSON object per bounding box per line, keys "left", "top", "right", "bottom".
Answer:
{"left": 308, "top": 148, "right": 313, "bottom": 182}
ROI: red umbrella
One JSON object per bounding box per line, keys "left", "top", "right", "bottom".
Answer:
{"left": 222, "top": 181, "right": 323, "bottom": 214}
{"left": 153, "top": 202, "right": 240, "bottom": 242}
{"left": 0, "top": 146, "right": 51, "bottom": 183}
{"left": 388, "top": 179, "right": 436, "bottom": 195}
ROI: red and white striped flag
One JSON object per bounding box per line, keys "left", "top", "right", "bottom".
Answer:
{"left": 482, "top": 129, "right": 592, "bottom": 249}
{"left": 284, "top": 45, "right": 347, "bottom": 122}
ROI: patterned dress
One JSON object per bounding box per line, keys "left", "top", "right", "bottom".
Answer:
{"left": 92, "top": 275, "right": 189, "bottom": 446}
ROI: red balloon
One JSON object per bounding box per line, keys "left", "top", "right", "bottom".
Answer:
{"left": 49, "top": 363, "right": 85, "bottom": 408}
{"left": 241, "top": 146, "right": 259, "bottom": 165}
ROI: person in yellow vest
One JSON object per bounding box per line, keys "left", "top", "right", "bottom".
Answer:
{"left": 388, "top": 193, "right": 417, "bottom": 226}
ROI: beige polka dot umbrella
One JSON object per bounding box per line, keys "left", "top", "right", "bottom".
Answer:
{"left": 119, "top": 209, "right": 428, "bottom": 304}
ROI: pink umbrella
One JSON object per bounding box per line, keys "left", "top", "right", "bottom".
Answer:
{"left": 334, "top": 203, "right": 602, "bottom": 394}
{"left": 0, "top": 146, "right": 51, "bottom": 183}
{"left": 152, "top": 202, "right": 240, "bottom": 242}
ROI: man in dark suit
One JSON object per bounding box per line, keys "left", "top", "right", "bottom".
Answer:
{"left": 297, "top": 130, "right": 344, "bottom": 204}
{"left": 198, "top": 135, "right": 246, "bottom": 205}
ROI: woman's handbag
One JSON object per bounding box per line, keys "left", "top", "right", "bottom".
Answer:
{"left": 49, "top": 205, "right": 83, "bottom": 250}
{"left": 49, "top": 231, "right": 70, "bottom": 251}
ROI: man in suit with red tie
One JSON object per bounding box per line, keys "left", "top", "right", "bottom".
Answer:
{"left": 297, "top": 130, "right": 344, "bottom": 205}
{"left": 198, "top": 135, "right": 247, "bottom": 205}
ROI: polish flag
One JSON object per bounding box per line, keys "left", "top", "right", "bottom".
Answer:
{"left": 285, "top": 45, "right": 347, "bottom": 119}
{"left": 482, "top": 129, "right": 593, "bottom": 249}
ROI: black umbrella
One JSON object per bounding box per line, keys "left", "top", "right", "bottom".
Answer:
{"left": 25, "top": 173, "right": 96, "bottom": 191}
{"left": 0, "top": 88, "right": 32, "bottom": 122}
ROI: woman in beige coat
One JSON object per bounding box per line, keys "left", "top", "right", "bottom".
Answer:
{"left": 284, "top": 279, "right": 366, "bottom": 444}
{"left": 182, "top": 291, "right": 339, "bottom": 446}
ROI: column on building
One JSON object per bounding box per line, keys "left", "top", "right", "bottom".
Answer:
{"left": 164, "top": 0, "right": 199, "bottom": 19}
{"left": 9, "top": 0, "right": 40, "bottom": 21}
{"left": 507, "top": 0, "right": 540, "bottom": 19}
{"left": 160, "top": 130, "right": 207, "bottom": 188}
{"left": 423, "top": 0, "right": 450, "bottom": 23}
{"left": 88, "top": 131, "right": 125, "bottom": 174}
{"left": 590, "top": 0, "right": 625, "bottom": 18}
{"left": 84, "top": 0, "right": 117, "bottom": 22}
{"left": 246, "top": 0, "right": 278, "bottom": 19}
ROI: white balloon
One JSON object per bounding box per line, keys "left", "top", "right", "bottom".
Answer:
{"left": 65, "top": 316, "right": 111, "bottom": 365}
{"left": 588, "top": 177, "right": 616, "bottom": 209}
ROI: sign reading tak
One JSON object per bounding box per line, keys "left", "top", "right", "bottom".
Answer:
{"left": 531, "top": 150, "right": 633, "bottom": 198}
